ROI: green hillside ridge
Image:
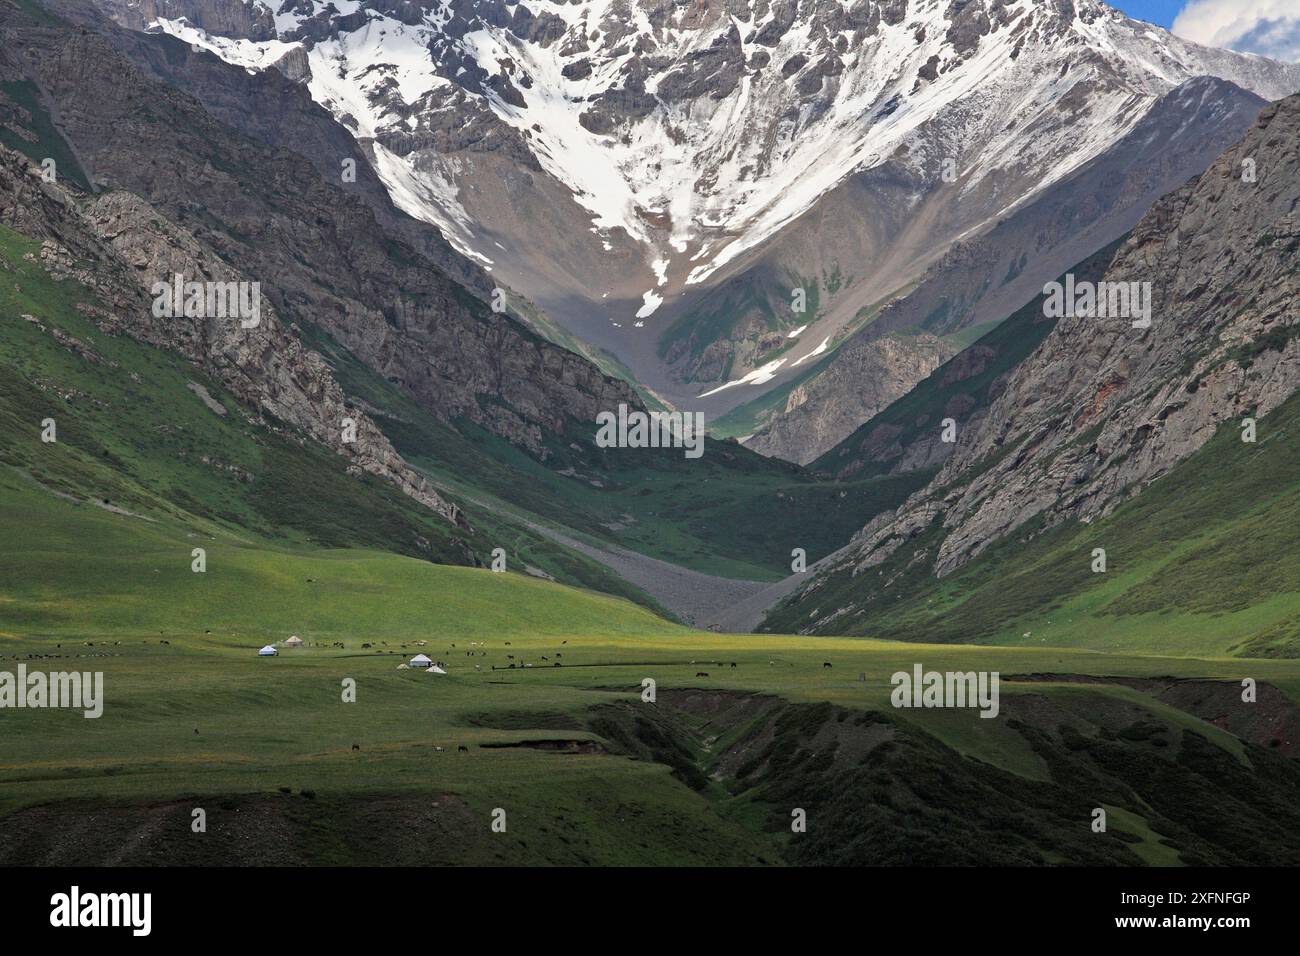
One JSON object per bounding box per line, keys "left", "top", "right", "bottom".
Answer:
{"left": 0, "top": 223, "right": 663, "bottom": 610}
{"left": 0, "top": 80, "right": 90, "bottom": 191}
{"left": 765, "top": 388, "right": 1300, "bottom": 658}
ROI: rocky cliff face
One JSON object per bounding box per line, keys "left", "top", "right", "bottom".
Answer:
{"left": 0, "top": 145, "right": 464, "bottom": 526}
{"left": 771, "top": 92, "right": 1300, "bottom": 627}
{"left": 1, "top": 3, "right": 640, "bottom": 461}
{"left": 96, "top": 0, "right": 276, "bottom": 39}
{"left": 744, "top": 332, "right": 954, "bottom": 464}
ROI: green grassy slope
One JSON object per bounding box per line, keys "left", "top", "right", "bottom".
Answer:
{"left": 765, "top": 389, "right": 1300, "bottom": 658}
{"left": 0, "top": 80, "right": 90, "bottom": 191}
{"left": 0, "top": 224, "right": 665, "bottom": 610}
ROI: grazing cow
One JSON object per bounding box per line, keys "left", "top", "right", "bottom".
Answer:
{"left": 505, "top": 642, "right": 512, "bottom": 646}
{"left": 458, "top": 745, "right": 469, "bottom": 753}
{"left": 730, "top": 662, "right": 737, "bottom": 668}
{"left": 696, "top": 671, "right": 709, "bottom": 677}
{"left": 823, "top": 662, "right": 832, "bottom": 669}
{"left": 351, "top": 743, "right": 360, "bottom": 751}
{"left": 194, "top": 728, "right": 199, "bottom": 735}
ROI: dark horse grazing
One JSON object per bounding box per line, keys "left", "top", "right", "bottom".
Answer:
{"left": 351, "top": 743, "right": 360, "bottom": 751}
{"left": 696, "top": 671, "right": 709, "bottom": 677}
{"left": 823, "top": 662, "right": 833, "bottom": 668}
{"left": 458, "top": 745, "right": 469, "bottom": 753}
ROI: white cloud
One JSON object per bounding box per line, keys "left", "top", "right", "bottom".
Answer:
{"left": 1173, "top": 0, "right": 1300, "bottom": 63}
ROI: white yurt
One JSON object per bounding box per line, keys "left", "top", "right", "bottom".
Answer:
{"left": 285, "top": 635, "right": 304, "bottom": 648}
{"left": 427, "top": 665, "right": 447, "bottom": 675}
{"left": 258, "top": 645, "right": 278, "bottom": 657}
{"left": 409, "top": 653, "right": 433, "bottom": 667}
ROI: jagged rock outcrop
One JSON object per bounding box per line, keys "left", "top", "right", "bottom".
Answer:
{"left": 95, "top": 0, "right": 277, "bottom": 40}
{"left": 744, "top": 333, "right": 954, "bottom": 464}
{"left": 0, "top": 145, "right": 467, "bottom": 525}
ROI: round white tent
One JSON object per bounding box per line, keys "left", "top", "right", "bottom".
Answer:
{"left": 258, "top": 645, "right": 278, "bottom": 656}
{"left": 427, "top": 665, "right": 447, "bottom": 675}
{"left": 409, "top": 653, "right": 433, "bottom": 667}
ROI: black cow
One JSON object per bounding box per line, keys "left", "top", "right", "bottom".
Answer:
{"left": 823, "top": 662, "right": 833, "bottom": 668}
{"left": 457, "top": 745, "right": 469, "bottom": 753}
{"left": 696, "top": 671, "right": 709, "bottom": 677}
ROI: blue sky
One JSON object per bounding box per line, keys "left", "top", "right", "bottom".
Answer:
{"left": 1109, "top": 0, "right": 1184, "bottom": 29}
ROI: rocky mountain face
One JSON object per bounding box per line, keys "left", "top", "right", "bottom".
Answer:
{"left": 0, "top": 143, "right": 464, "bottom": 526}
{"left": 747, "top": 75, "right": 1271, "bottom": 463}
{"left": 743, "top": 331, "right": 955, "bottom": 464}
{"left": 1, "top": 0, "right": 640, "bottom": 463}
{"left": 108, "top": 0, "right": 1300, "bottom": 413}
{"left": 810, "top": 235, "right": 1123, "bottom": 479}
{"left": 768, "top": 92, "right": 1300, "bottom": 631}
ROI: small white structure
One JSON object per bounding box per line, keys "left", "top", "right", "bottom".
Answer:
{"left": 409, "top": 653, "right": 433, "bottom": 667}
{"left": 396, "top": 663, "right": 409, "bottom": 670}
{"left": 427, "top": 665, "right": 447, "bottom": 675}
{"left": 258, "top": 645, "right": 278, "bottom": 657}
{"left": 285, "top": 635, "right": 304, "bottom": 648}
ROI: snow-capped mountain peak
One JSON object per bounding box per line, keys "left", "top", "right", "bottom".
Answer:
{"left": 116, "top": 0, "right": 1300, "bottom": 398}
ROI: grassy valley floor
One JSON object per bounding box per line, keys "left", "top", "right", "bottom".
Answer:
{"left": 3, "top": 479, "right": 1300, "bottom": 865}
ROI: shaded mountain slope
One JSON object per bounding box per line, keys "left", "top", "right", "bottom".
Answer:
{"left": 763, "top": 93, "right": 1300, "bottom": 651}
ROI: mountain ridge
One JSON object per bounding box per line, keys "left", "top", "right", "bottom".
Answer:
{"left": 110, "top": 0, "right": 1300, "bottom": 411}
